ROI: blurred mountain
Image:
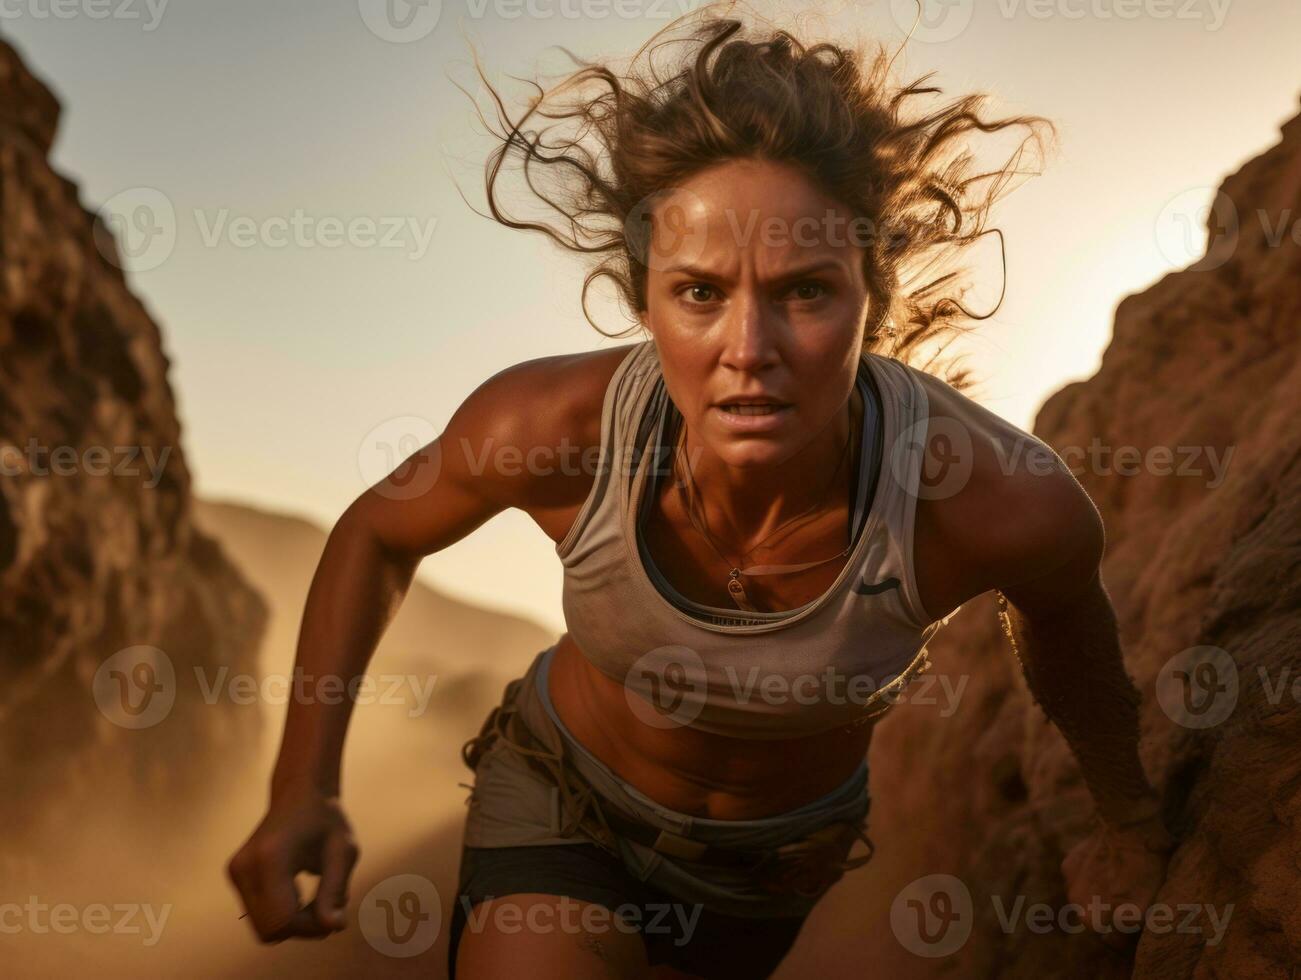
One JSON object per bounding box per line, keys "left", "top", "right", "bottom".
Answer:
{"left": 191, "top": 496, "right": 555, "bottom": 725}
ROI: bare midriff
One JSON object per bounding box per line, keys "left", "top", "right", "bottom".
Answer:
{"left": 546, "top": 631, "right": 876, "bottom": 821}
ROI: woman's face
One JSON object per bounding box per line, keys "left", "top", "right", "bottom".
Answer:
{"left": 638, "top": 158, "right": 871, "bottom": 470}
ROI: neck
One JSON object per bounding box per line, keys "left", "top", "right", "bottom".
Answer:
{"left": 673, "top": 384, "right": 861, "bottom": 557}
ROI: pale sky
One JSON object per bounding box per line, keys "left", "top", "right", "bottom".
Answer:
{"left": 5, "top": 0, "right": 1298, "bottom": 635}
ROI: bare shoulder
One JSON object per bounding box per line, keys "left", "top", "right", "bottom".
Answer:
{"left": 347, "top": 343, "right": 640, "bottom": 559}
{"left": 907, "top": 368, "right": 1105, "bottom": 615}
{"left": 438, "top": 343, "right": 641, "bottom": 536}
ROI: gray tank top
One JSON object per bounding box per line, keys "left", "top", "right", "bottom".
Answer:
{"left": 636, "top": 366, "right": 881, "bottom": 626}
{"left": 556, "top": 340, "right": 948, "bottom": 740}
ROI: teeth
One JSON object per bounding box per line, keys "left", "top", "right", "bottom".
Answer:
{"left": 723, "top": 404, "right": 780, "bottom": 415}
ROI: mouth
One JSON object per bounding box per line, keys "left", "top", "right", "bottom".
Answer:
{"left": 715, "top": 399, "right": 791, "bottom": 416}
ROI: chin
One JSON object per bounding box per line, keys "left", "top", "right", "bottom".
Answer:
{"left": 704, "top": 433, "right": 797, "bottom": 468}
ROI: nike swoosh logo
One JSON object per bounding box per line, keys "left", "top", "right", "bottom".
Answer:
{"left": 853, "top": 576, "right": 901, "bottom": 596}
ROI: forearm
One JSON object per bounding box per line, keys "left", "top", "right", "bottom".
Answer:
{"left": 996, "top": 582, "right": 1158, "bottom": 825}
{"left": 270, "top": 509, "right": 421, "bottom": 798}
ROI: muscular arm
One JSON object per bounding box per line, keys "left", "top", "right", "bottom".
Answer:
{"left": 977, "top": 444, "right": 1168, "bottom": 841}
{"left": 996, "top": 565, "right": 1157, "bottom": 827}
{"left": 912, "top": 372, "right": 1164, "bottom": 833}
{"left": 229, "top": 347, "right": 624, "bottom": 942}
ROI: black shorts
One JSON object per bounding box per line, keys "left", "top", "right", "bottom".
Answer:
{"left": 447, "top": 842, "right": 808, "bottom": 979}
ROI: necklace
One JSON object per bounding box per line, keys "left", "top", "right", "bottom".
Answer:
{"left": 669, "top": 403, "right": 858, "bottom": 612}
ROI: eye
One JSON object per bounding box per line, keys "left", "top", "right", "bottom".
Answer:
{"left": 788, "top": 281, "right": 829, "bottom": 302}
{"left": 680, "top": 283, "right": 720, "bottom": 305}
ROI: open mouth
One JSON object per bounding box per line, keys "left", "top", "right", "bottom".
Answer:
{"left": 718, "top": 403, "right": 788, "bottom": 416}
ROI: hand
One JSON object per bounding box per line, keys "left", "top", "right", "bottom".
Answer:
{"left": 227, "top": 783, "right": 360, "bottom": 943}
{"left": 1060, "top": 806, "right": 1175, "bottom": 950}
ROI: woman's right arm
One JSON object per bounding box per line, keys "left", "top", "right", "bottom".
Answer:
{"left": 225, "top": 348, "right": 624, "bottom": 943}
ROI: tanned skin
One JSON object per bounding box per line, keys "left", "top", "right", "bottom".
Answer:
{"left": 228, "top": 160, "right": 1172, "bottom": 977}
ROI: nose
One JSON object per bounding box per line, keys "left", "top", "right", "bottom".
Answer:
{"left": 718, "top": 290, "right": 780, "bottom": 374}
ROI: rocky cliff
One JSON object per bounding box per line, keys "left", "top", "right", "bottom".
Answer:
{"left": 813, "top": 101, "right": 1301, "bottom": 978}
{"left": 0, "top": 38, "right": 268, "bottom": 846}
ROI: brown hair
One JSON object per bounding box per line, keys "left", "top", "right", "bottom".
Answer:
{"left": 461, "top": 2, "right": 1057, "bottom": 383}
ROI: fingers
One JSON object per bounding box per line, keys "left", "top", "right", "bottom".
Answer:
{"left": 228, "top": 840, "right": 333, "bottom": 943}
{"left": 309, "top": 832, "right": 361, "bottom": 932}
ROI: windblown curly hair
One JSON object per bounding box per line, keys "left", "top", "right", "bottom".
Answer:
{"left": 461, "top": 2, "right": 1057, "bottom": 383}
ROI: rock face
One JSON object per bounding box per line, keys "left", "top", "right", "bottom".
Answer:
{"left": 826, "top": 102, "right": 1301, "bottom": 977}
{"left": 0, "top": 38, "right": 267, "bottom": 843}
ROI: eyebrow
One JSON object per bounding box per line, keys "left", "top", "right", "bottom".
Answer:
{"left": 662, "top": 259, "right": 847, "bottom": 283}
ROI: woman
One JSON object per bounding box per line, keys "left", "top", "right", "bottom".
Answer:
{"left": 228, "top": 9, "right": 1175, "bottom": 978}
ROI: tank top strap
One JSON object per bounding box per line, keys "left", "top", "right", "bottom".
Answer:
{"left": 855, "top": 354, "right": 934, "bottom": 627}
{"left": 554, "top": 340, "right": 660, "bottom": 560}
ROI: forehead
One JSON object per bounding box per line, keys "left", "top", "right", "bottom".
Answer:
{"left": 653, "top": 158, "right": 864, "bottom": 270}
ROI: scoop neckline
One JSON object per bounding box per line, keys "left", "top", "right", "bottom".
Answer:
{"left": 622, "top": 352, "right": 899, "bottom": 635}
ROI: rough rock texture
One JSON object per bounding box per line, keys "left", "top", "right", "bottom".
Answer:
{"left": 0, "top": 38, "right": 267, "bottom": 842}
{"left": 837, "top": 101, "right": 1301, "bottom": 977}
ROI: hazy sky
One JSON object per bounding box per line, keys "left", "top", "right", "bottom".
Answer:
{"left": 5, "top": 0, "right": 1298, "bottom": 635}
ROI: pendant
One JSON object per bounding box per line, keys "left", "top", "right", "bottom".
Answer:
{"left": 726, "top": 569, "right": 756, "bottom": 611}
